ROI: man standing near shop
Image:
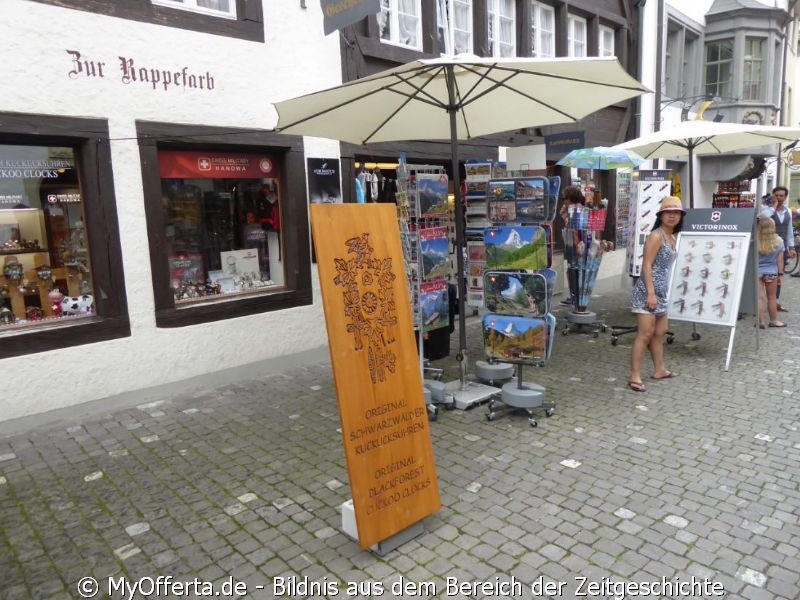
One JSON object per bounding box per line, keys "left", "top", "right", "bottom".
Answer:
{"left": 761, "top": 186, "right": 796, "bottom": 311}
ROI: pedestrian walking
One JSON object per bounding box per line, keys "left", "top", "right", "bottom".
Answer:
{"left": 760, "top": 186, "right": 795, "bottom": 310}
{"left": 627, "top": 196, "right": 685, "bottom": 392}
{"left": 559, "top": 185, "right": 586, "bottom": 307}
{"left": 756, "top": 217, "right": 786, "bottom": 328}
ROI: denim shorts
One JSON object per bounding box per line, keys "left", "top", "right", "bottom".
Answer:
{"left": 760, "top": 274, "right": 779, "bottom": 283}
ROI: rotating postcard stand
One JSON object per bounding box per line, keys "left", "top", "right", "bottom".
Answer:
{"left": 447, "top": 176, "right": 559, "bottom": 409}
{"left": 481, "top": 270, "right": 556, "bottom": 427}
{"left": 562, "top": 206, "right": 609, "bottom": 337}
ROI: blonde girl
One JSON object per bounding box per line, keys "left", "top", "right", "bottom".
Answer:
{"left": 757, "top": 218, "right": 786, "bottom": 328}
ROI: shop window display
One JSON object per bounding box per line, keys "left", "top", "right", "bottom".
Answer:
{"left": 158, "top": 150, "right": 283, "bottom": 304}
{"left": 0, "top": 144, "right": 95, "bottom": 330}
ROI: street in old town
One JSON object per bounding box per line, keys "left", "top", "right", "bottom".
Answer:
{"left": 1, "top": 280, "right": 798, "bottom": 600}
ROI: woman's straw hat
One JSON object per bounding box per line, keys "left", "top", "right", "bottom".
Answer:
{"left": 657, "top": 196, "right": 686, "bottom": 215}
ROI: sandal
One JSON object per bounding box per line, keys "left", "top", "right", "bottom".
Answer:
{"left": 651, "top": 371, "right": 677, "bottom": 380}
{"left": 627, "top": 381, "right": 646, "bottom": 392}
{"left": 768, "top": 321, "right": 787, "bottom": 328}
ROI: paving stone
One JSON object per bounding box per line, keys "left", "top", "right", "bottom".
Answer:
{"left": 2, "top": 283, "right": 800, "bottom": 599}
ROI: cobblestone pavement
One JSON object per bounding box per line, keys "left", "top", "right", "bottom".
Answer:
{"left": 1, "top": 279, "right": 799, "bottom": 600}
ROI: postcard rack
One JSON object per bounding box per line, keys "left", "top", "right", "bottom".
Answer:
{"left": 481, "top": 269, "right": 557, "bottom": 427}
{"left": 396, "top": 158, "right": 453, "bottom": 416}
{"left": 473, "top": 174, "right": 560, "bottom": 425}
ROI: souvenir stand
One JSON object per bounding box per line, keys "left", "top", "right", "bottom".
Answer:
{"left": 561, "top": 205, "right": 611, "bottom": 337}
{"left": 438, "top": 161, "right": 515, "bottom": 412}
{"left": 712, "top": 180, "right": 756, "bottom": 208}
{"left": 465, "top": 160, "right": 506, "bottom": 311}
{"left": 473, "top": 174, "right": 559, "bottom": 425}
{"left": 624, "top": 170, "right": 673, "bottom": 278}
{"left": 667, "top": 208, "right": 758, "bottom": 371}
{"left": 610, "top": 169, "right": 675, "bottom": 344}
{"left": 395, "top": 157, "right": 454, "bottom": 417}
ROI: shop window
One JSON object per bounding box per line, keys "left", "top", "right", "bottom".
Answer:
{"left": 379, "top": 0, "right": 422, "bottom": 50}
{"left": 137, "top": 122, "right": 311, "bottom": 328}
{"left": 151, "top": 0, "right": 236, "bottom": 19}
{"left": 0, "top": 113, "right": 129, "bottom": 358}
{"left": 530, "top": 1, "right": 555, "bottom": 58}
{"left": 488, "top": 0, "right": 516, "bottom": 57}
{"left": 158, "top": 150, "right": 284, "bottom": 303}
{"left": 567, "top": 14, "right": 587, "bottom": 57}
{"left": 0, "top": 146, "right": 92, "bottom": 329}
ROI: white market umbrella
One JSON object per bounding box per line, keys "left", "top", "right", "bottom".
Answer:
{"left": 612, "top": 120, "right": 800, "bottom": 207}
{"left": 274, "top": 54, "right": 649, "bottom": 377}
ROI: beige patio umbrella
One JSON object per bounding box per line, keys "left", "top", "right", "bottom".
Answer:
{"left": 274, "top": 54, "right": 649, "bottom": 380}
{"left": 612, "top": 120, "right": 800, "bottom": 207}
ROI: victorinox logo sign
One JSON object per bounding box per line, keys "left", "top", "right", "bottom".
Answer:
{"left": 710, "top": 211, "right": 721, "bottom": 222}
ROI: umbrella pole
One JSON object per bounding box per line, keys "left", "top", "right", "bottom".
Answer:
{"left": 446, "top": 66, "right": 469, "bottom": 386}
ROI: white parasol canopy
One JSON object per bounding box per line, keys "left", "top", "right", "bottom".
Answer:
{"left": 612, "top": 120, "right": 800, "bottom": 206}
{"left": 274, "top": 55, "right": 649, "bottom": 144}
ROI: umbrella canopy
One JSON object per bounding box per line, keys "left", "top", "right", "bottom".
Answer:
{"left": 612, "top": 120, "right": 800, "bottom": 207}
{"left": 274, "top": 55, "right": 649, "bottom": 378}
{"left": 556, "top": 146, "right": 645, "bottom": 170}
{"left": 275, "top": 55, "right": 649, "bottom": 144}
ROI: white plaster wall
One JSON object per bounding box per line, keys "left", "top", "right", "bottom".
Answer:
{"left": 504, "top": 145, "right": 546, "bottom": 171}
{"left": 0, "top": 0, "right": 341, "bottom": 421}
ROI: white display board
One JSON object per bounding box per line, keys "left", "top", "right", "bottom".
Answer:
{"left": 667, "top": 232, "right": 750, "bottom": 327}
{"left": 626, "top": 170, "right": 672, "bottom": 277}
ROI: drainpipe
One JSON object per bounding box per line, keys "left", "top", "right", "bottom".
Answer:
{"left": 653, "top": 0, "right": 664, "bottom": 133}
{"left": 776, "top": 2, "right": 797, "bottom": 185}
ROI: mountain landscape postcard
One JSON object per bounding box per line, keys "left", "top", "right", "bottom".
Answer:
{"left": 484, "top": 226, "right": 547, "bottom": 270}
{"left": 482, "top": 314, "right": 547, "bottom": 363}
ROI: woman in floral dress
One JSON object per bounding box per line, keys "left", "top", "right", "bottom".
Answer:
{"left": 628, "top": 196, "right": 685, "bottom": 392}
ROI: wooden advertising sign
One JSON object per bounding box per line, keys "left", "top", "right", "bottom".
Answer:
{"left": 310, "top": 204, "right": 441, "bottom": 549}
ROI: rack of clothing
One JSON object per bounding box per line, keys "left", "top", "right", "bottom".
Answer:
{"left": 356, "top": 167, "right": 397, "bottom": 203}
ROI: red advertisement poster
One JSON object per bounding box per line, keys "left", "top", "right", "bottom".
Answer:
{"left": 159, "top": 150, "right": 277, "bottom": 179}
